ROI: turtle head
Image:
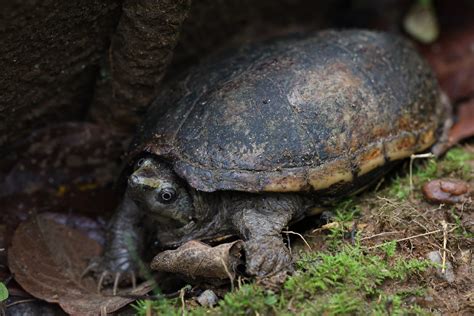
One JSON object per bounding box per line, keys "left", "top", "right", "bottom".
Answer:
{"left": 127, "top": 157, "right": 194, "bottom": 228}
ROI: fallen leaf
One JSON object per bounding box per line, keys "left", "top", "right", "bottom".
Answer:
{"left": 419, "top": 23, "right": 474, "bottom": 101}
{"left": 151, "top": 240, "right": 244, "bottom": 281}
{"left": 8, "top": 214, "right": 153, "bottom": 315}
{"left": 448, "top": 99, "right": 474, "bottom": 147}
{"left": 422, "top": 178, "right": 471, "bottom": 204}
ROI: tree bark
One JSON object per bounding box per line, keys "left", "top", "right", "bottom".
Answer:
{"left": 88, "top": 0, "right": 192, "bottom": 132}
{"left": 0, "top": 0, "right": 121, "bottom": 152}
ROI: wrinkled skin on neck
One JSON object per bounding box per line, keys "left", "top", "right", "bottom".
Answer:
{"left": 127, "top": 158, "right": 233, "bottom": 247}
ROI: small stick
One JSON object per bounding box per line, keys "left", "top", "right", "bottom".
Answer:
{"left": 282, "top": 231, "right": 312, "bottom": 251}
{"left": 6, "top": 299, "right": 38, "bottom": 308}
{"left": 145, "top": 300, "right": 152, "bottom": 316}
{"left": 116, "top": 288, "right": 184, "bottom": 300}
{"left": 441, "top": 220, "right": 448, "bottom": 273}
{"left": 180, "top": 286, "right": 187, "bottom": 316}
{"left": 409, "top": 153, "right": 435, "bottom": 197}
{"left": 285, "top": 226, "right": 292, "bottom": 256}
{"left": 360, "top": 231, "right": 401, "bottom": 241}
{"left": 366, "top": 229, "right": 442, "bottom": 250}
{"left": 100, "top": 305, "right": 107, "bottom": 316}
{"left": 220, "top": 258, "right": 235, "bottom": 292}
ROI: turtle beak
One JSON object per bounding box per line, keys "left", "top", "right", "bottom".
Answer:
{"left": 128, "top": 161, "right": 162, "bottom": 191}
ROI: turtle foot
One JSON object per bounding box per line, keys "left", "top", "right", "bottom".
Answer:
{"left": 82, "top": 255, "right": 139, "bottom": 295}
{"left": 244, "top": 237, "right": 294, "bottom": 279}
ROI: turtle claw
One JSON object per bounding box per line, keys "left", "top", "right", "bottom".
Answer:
{"left": 112, "top": 272, "right": 121, "bottom": 295}
{"left": 244, "top": 237, "right": 294, "bottom": 278}
{"left": 96, "top": 270, "right": 138, "bottom": 295}
{"left": 97, "top": 271, "right": 109, "bottom": 294}
{"left": 81, "top": 261, "right": 99, "bottom": 279}
{"left": 82, "top": 255, "right": 140, "bottom": 294}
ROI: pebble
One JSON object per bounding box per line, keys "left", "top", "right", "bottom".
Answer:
{"left": 427, "top": 251, "right": 456, "bottom": 283}
{"left": 422, "top": 178, "right": 470, "bottom": 204}
{"left": 197, "top": 289, "right": 219, "bottom": 307}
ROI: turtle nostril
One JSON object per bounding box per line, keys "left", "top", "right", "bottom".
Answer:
{"left": 128, "top": 175, "right": 140, "bottom": 188}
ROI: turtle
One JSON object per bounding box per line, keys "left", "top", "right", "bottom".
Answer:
{"left": 93, "top": 29, "right": 450, "bottom": 286}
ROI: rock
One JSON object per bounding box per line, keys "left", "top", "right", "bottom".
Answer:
{"left": 422, "top": 179, "right": 470, "bottom": 204}
{"left": 196, "top": 290, "right": 219, "bottom": 307}
{"left": 427, "top": 251, "right": 456, "bottom": 283}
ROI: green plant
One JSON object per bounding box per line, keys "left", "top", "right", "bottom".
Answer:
{"left": 0, "top": 282, "right": 8, "bottom": 302}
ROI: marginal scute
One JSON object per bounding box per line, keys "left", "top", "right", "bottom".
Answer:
{"left": 356, "top": 143, "right": 386, "bottom": 176}
{"left": 385, "top": 132, "right": 418, "bottom": 161}
{"left": 308, "top": 159, "right": 353, "bottom": 191}
{"left": 263, "top": 173, "right": 307, "bottom": 192}
{"left": 417, "top": 127, "right": 437, "bottom": 151}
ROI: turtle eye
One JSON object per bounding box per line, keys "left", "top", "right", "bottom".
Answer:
{"left": 136, "top": 158, "right": 146, "bottom": 167}
{"left": 157, "top": 187, "right": 177, "bottom": 204}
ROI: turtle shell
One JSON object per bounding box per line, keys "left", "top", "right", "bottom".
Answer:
{"left": 130, "top": 30, "right": 445, "bottom": 193}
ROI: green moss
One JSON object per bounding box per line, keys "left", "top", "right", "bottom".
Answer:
{"left": 135, "top": 243, "right": 431, "bottom": 315}
{"left": 384, "top": 147, "right": 473, "bottom": 200}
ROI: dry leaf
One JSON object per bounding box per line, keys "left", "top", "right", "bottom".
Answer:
{"left": 151, "top": 240, "right": 244, "bottom": 281}
{"left": 8, "top": 214, "right": 153, "bottom": 315}
{"left": 448, "top": 99, "right": 474, "bottom": 147}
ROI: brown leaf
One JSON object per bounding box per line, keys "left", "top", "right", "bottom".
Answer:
{"left": 422, "top": 178, "right": 471, "bottom": 204}
{"left": 8, "top": 214, "right": 153, "bottom": 315}
{"left": 151, "top": 240, "right": 244, "bottom": 281}
{"left": 448, "top": 99, "right": 474, "bottom": 147}
{"left": 419, "top": 18, "right": 474, "bottom": 101}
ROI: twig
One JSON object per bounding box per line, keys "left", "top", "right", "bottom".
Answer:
{"left": 366, "top": 228, "right": 444, "bottom": 250}
{"left": 220, "top": 258, "right": 234, "bottom": 292}
{"left": 409, "top": 153, "right": 435, "bottom": 197}
{"left": 180, "top": 286, "right": 187, "bottom": 316}
{"left": 360, "top": 231, "right": 402, "bottom": 241}
{"left": 286, "top": 226, "right": 292, "bottom": 256}
{"left": 6, "top": 299, "right": 37, "bottom": 308}
{"left": 441, "top": 220, "right": 448, "bottom": 274}
{"left": 282, "top": 231, "right": 312, "bottom": 251}
{"left": 116, "top": 289, "right": 185, "bottom": 300}
{"left": 100, "top": 305, "right": 107, "bottom": 316}
{"left": 145, "top": 300, "right": 152, "bottom": 316}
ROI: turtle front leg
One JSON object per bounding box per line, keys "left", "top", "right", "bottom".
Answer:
{"left": 230, "top": 194, "right": 303, "bottom": 279}
{"left": 88, "top": 195, "right": 145, "bottom": 291}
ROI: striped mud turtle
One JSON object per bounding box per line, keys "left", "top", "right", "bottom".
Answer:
{"left": 94, "top": 30, "right": 450, "bottom": 284}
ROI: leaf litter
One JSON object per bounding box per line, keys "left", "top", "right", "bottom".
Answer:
{"left": 8, "top": 214, "right": 154, "bottom": 315}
